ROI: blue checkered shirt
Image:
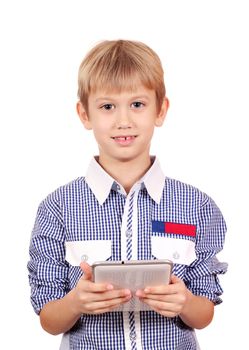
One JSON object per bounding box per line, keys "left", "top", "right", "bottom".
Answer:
{"left": 28, "top": 157, "right": 227, "bottom": 350}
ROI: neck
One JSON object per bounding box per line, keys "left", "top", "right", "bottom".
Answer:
{"left": 98, "top": 156, "right": 152, "bottom": 193}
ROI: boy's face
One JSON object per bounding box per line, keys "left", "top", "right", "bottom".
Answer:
{"left": 77, "top": 85, "right": 169, "bottom": 166}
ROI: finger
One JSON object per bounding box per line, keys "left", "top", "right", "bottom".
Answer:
{"left": 84, "top": 294, "right": 132, "bottom": 314}
{"left": 101, "top": 289, "right": 132, "bottom": 301}
{"left": 80, "top": 262, "right": 93, "bottom": 281}
{"left": 143, "top": 284, "right": 177, "bottom": 295}
{"left": 78, "top": 278, "right": 114, "bottom": 293}
{"left": 170, "top": 274, "right": 182, "bottom": 284}
{"left": 135, "top": 289, "right": 146, "bottom": 298}
{"left": 80, "top": 262, "right": 115, "bottom": 291}
{"left": 140, "top": 298, "right": 181, "bottom": 316}
{"left": 139, "top": 292, "right": 179, "bottom": 302}
{"left": 143, "top": 276, "right": 184, "bottom": 295}
{"left": 81, "top": 287, "right": 132, "bottom": 302}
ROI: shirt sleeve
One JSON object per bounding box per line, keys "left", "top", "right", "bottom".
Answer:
{"left": 27, "top": 193, "right": 69, "bottom": 314}
{"left": 184, "top": 193, "right": 228, "bottom": 304}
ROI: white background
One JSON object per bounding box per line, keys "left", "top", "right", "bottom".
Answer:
{"left": 0, "top": 0, "right": 248, "bottom": 348}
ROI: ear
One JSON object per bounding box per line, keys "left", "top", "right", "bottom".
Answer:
{"left": 155, "top": 97, "right": 169, "bottom": 127}
{"left": 76, "top": 101, "right": 92, "bottom": 130}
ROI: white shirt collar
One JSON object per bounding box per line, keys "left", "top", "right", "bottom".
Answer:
{"left": 141, "top": 157, "right": 166, "bottom": 204}
{"left": 85, "top": 156, "right": 165, "bottom": 205}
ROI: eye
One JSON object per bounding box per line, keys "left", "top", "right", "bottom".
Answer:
{"left": 100, "top": 103, "right": 114, "bottom": 110}
{"left": 131, "top": 101, "right": 145, "bottom": 109}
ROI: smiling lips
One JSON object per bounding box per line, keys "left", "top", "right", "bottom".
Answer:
{"left": 112, "top": 135, "right": 137, "bottom": 145}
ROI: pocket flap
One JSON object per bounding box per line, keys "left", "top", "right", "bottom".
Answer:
{"left": 65, "top": 240, "right": 111, "bottom": 266}
{"left": 152, "top": 236, "right": 196, "bottom": 265}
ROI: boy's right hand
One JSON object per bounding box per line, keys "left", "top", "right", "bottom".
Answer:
{"left": 71, "top": 262, "right": 132, "bottom": 315}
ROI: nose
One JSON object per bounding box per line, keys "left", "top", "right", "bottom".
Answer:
{"left": 115, "top": 107, "right": 132, "bottom": 129}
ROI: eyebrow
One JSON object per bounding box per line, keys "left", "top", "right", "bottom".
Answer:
{"left": 95, "top": 95, "right": 150, "bottom": 103}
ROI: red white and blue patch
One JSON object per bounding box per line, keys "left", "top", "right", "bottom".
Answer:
{"left": 152, "top": 221, "right": 196, "bottom": 237}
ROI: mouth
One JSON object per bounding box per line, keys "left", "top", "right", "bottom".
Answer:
{"left": 111, "top": 135, "right": 137, "bottom": 141}
{"left": 111, "top": 135, "right": 137, "bottom": 145}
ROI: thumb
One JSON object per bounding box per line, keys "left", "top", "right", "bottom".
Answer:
{"left": 80, "top": 262, "right": 93, "bottom": 281}
{"left": 170, "top": 274, "right": 182, "bottom": 284}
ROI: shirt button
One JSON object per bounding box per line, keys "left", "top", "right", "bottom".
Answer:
{"left": 173, "top": 251, "right": 180, "bottom": 260}
{"left": 81, "top": 254, "right": 88, "bottom": 262}
{"left": 116, "top": 185, "right": 120, "bottom": 191}
{"left": 129, "top": 331, "right": 136, "bottom": 341}
{"left": 126, "top": 229, "right": 132, "bottom": 238}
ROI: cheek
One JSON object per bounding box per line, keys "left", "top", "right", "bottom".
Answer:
{"left": 92, "top": 123, "right": 110, "bottom": 141}
{"left": 139, "top": 119, "right": 156, "bottom": 133}
{"left": 101, "top": 124, "right": 112, "bottom": 134}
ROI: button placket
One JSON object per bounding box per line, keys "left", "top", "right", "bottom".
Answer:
{"left": 125, "top": 229, "right": 133, "bottom": 239}
{"left": 129, "top": 330, "right": 137, "bottom": 341}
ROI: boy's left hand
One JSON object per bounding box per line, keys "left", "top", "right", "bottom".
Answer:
{"left": 136, "top": 274, "right": 190, "bottom": 318}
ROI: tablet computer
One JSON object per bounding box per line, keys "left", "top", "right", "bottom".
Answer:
{"left": 92, "top": 259, "right": 173, "bottom": 312}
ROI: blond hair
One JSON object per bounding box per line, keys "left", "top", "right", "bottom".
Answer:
{"left": 77, "top": 40, "right": 166, "bottom": 112}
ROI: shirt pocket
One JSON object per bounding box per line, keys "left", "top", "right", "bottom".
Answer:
{"left": 151, "top": 235, "right": 197, "bottom": 265}
{"left": 65, "top": 240, "right": 112, "bottom": 266}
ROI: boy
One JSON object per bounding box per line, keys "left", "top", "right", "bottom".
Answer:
{"left": 28, "top": 40, "right": 227, "bottom": 350}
